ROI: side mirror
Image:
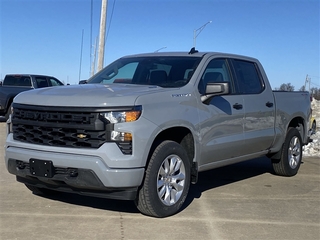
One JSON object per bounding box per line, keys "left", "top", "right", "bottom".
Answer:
{"left": 201, "top": 82, "right": 229, "bottom": 104}
{"left": 0, "top": 81, "right": 2, "bottom": 86}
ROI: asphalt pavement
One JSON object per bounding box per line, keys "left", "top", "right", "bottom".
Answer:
{"left": 0, "top": 121, "right": 319, "bottom": 240}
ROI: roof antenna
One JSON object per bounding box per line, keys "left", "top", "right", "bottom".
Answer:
{"left": 189, "top": 47, "right": 198, "bottom": 54}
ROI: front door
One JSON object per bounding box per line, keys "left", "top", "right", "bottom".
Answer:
{"left": 197, "top": 58, "right": 245, "bottom": 166}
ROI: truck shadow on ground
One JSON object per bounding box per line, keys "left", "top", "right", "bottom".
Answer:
{"left": 182, "top": 157, "right": 275, "bottom": 209}
{"left": 36, "top": 156, "right": 275, "bottom": 216}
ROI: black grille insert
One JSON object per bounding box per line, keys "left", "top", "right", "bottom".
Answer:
{"left": 12, "top": 105, "right": 107, "bottom": 148}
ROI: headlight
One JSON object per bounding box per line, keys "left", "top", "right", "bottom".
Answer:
{"left": 100, "top": 107, "right": 142, "bottom": 142}
{"left": 103, "top": 110, "right": 141, "bottom": 123}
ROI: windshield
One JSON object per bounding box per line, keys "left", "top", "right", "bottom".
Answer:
{"left": 88, "top": 56, "right": 201, "bottom": 88}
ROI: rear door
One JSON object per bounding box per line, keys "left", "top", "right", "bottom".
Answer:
{"left": 197, "top": 58, "right": 245, "bottom": 166}
{"left": 230, "top": 59, "right": 275, "bottom": 154}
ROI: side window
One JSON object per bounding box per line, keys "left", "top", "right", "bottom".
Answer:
{"left": 35, "top": 77, "right": 49, "bottom": 88}
{"left": 232, "top": 59, "right": 263, "bottom": 94}
{"left": 198, "top": 58, "right": 233, "bottom": 94}
{"left": 49, "top": 78, "right": 63, "bottom": 86}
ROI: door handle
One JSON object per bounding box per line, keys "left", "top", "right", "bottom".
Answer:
{"left": 233, "top": 103, "right": 243, "bottom": 110}
{"left": 266, "top": 102, "right": 274, "bottom": 108}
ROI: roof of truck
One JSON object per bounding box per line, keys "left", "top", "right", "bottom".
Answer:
{"left": 5, "top": 74, "right": 55, "bottom": 77}
{"left": 122, "top": 48, "right": 259, "bottom": 62}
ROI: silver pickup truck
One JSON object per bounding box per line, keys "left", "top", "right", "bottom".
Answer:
{"left": 4, "top": 50, "right": 311, "bottom": 217}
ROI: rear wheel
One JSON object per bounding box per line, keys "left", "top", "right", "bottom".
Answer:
{"left": 135, "top": 140, "right": 191, "bottom": 217}
{"left": 272, "top": 127, "right": 302, "bottom": 176}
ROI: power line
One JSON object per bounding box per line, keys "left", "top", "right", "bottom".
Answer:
{"left": 106, "top": 0, "right": 116, "bottom": 45}
{"left": 308, "top": 75, "right": 320, "bottom": 79}
{"left": 90, "top": 0, "right": 93, "bottom": 76}
{"left": 79, "top": 29, "right": 84, "bottom": 81}
{"left": 310, "top": 82, "right": 320, "bottom": 87}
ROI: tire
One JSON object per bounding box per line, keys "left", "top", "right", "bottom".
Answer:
{"left": 272, "top": 127, "right": 302, "bottom": 176}
{"left": 135, "top": 140, "right": 191, "bottom": 218}
{"left": 25, "top": 184, "right": 55, "bottom": 196}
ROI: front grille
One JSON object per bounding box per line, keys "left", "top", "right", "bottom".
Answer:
{"left": 12, "top": 105, "right": 107, "bottom": 148}
{"left": 13, "top": 124, "right": 106, "bottom": 148}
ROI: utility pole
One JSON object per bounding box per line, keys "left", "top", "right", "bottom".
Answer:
{"left": 78, "top": 29, "right": 84, "bottom": 81}
{"left": 91, "top": 36, "right": 98, "bottom": 76}
{"left": 304, "top": 74, "right": 311, "bottom": 91}
{"left": 97, "top": 0, "right": 107, "bottom": 72}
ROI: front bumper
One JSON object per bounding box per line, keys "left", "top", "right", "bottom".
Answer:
{"left": 5, "top": 138, "right": 145, "bottom": 200}
{"left": 8, "top": 160, "right": 139, "bottom": 200}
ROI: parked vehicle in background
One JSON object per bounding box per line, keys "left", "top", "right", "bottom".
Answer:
{"left": 310, "top": 116, "right": 316, "bottom": 134}
{"left": 0, "top": 74, "right": 64, "bottom": 120}
{"left": 79, "top": 80, "right": 87, "bottom": 84}
{"left": 5, "top": 50, "right": 311, "bottom": 217}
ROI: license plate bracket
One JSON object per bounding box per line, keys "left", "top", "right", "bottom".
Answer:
{"left": 29, "top": 159, "right": 54, "bottom": 178}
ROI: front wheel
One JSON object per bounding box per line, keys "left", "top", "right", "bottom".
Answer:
{"left": 135, "top": 140, "right": 191, "bottom": 217}
{"left": 272, "top": 127, "right": 302, "bottom": 176}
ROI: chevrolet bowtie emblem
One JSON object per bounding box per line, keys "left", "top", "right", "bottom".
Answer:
{"left": 77, "top": 134, "right": 87, "bottom": 139}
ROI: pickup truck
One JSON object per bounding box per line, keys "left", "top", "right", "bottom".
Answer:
{"left": 4, "top": 50, "right": 311, "bottom": 217}
{"left": 0, "top": 74, "right": 64, "bottom": 120}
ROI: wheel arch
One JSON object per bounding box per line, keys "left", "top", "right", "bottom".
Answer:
{"left": 287, "top": 116, "right": 307, "bottom": 144}
{"left": 149, "top": 127, "right": 195, "bottom": 163}
{"left": 269, "top": 116, "right": 306, "bottom": 160}
{"left": 147, "top": 126, "right": 197, "bottom": 182}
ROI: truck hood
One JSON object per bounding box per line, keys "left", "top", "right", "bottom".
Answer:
{"left": 14, "top": 84, "right": 168, "bottom": 107}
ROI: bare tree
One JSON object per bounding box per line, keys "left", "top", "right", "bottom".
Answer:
{"left": 277, "top": 84, "right": 319, "bottom": 100}
{"left": 310, "top": 87, "right": 320, "bottom": 100}
{"left": 299, "top": 85, "right": 306, "bottom": 91}
{"left": 279, "top": 83, "right": 295, "bottom": 91}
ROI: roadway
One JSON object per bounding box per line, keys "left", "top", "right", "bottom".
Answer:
{"left": 0, "top": 121, "right": 319, "bottom": 240}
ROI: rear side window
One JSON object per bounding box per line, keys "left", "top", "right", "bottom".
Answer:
{"left": 232, "top": 59, "right": 263, "bottom": 94}
{"left": 3, "top": 75, "right": 32, "bottom": 87}
{"left": 36, "top": 77, "right": 49, "bottom": 88}
{"left": 49, "top": 78, "right": 64, "bottom": 86}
